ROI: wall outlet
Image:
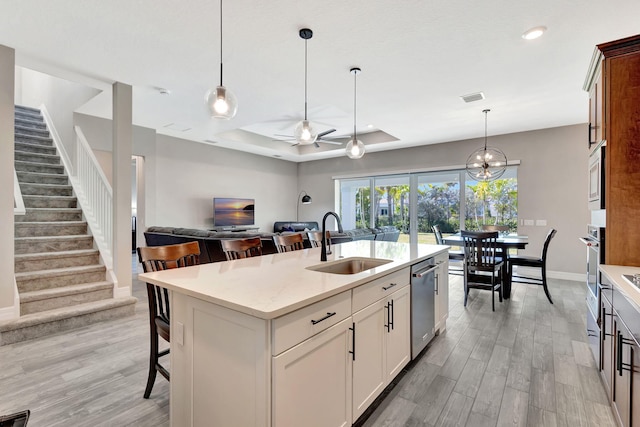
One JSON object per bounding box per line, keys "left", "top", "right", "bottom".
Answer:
{"left": 524, "top": 219, "right": 534, "bottom": 226}
{"left": 536, "top": 219, "right": 547, "bottom": 226}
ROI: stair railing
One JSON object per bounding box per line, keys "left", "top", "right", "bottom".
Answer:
{"left": 39, "top": 105, "right": 114, "bottom": 271}
{"left": 13, "top": 168, "right": 25, "bottom": 216}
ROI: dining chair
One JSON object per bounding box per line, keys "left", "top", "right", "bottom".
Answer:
{"left": 220, "top": 237, "right": 263, "bottom": 260}
{"left": 0, "top": 409, "right": 30, "bottom": 426}
{"left": 461, "top": 230, "right": 504, "bottom": 311}
{"left": 432, "top": 225, "right": 464, "bottom": 275}
{"left": 508, "top": 229, "right": 557, "bottom": 304}
{"left": 307, "top": 231, "right": 324, "bottom": 248}
{"left": 481, "top": 224, "right": 510, "bottom": 234}
{"left": 273, "top": 233, "right": 305, "bottom": 253}
{"left": 137, "top": 241, "right": 200, "bottom": 399}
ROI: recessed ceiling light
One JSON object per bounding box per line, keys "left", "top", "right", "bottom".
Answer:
{"left": 367, "top": 124, "right": 374, "bottom": 129}
{"left": 522, "top": 26, "right": 547, "bottom": 40}
{"left": 157, "top": 87, "right": 171, "bottom": 95}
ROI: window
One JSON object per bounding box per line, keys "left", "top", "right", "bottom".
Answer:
{"left": 337, "top": 167, "right": 517, "bottom": 244}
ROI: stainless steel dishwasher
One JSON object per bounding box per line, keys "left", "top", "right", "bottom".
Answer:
{"left": 410, "top": 258, "right": 438, "bottom": 359}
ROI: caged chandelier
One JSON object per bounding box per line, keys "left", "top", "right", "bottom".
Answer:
{"left": 465, "top": 109, "right": 507, "bottom": 181}
{"left": 205, "top": 0, "right": 237, "bottom": 119}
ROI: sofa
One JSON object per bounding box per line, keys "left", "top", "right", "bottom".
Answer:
{"left": 144, "top": 226, "right": 279, "bottom": 263}
{"left": 144, "top": 223, "right": 401, "bottom": 265}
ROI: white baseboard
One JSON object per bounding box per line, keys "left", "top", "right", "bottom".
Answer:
{"left": 113, "top": 284, "right": 132, "bottom": 298}
{"left": 514, "top": 266, "right": 584, "bottom": 283}
{"left": 0, "top": 279, "right": 20, "bottom": 321}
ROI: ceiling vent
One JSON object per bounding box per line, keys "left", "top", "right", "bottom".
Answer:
{"left": 460, "top": 92, "right": 485, "bottom": 103}
{"left": 203, "top": 139, "right": 218, "bottom": 144}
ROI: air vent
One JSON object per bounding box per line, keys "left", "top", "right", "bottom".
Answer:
{"left": 203, "top": 139, "right": 218, "bottom": 144}
{"left": 460, "top": 92, "right": 485, "bottom": 103}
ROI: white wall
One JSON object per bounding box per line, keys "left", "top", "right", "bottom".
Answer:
{"left": 74, "top": 114, "right": 299, "bottom": 233}
{"left": 153, "top": 134, "right": 297, "bottom": 231}
{"left": 298, "top": 124, "right": 589, "bottom": 276}
{"left": 16, "top": 68, "right": 100, "bottom": 160}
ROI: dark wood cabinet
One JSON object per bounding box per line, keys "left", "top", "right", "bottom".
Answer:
{"left": 585, "top": 34, "right": 640, "bottom": 266}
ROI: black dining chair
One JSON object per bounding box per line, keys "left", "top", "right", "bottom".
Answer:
{"left": 508, "top": 229, "right": 557, "bottom": 304}
{"left": 0, "top": 409, "right": 30, "bottom": 426}
{"left": 461, "top": 230, "right": 504, "bottom": 311}
{"left": 137, "top": 241, "right": 201, "bottom": 399}
{"left": 433, "top": 225, "right": 464, "bottom": 275}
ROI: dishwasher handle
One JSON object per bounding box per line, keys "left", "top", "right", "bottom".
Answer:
{"left": 412, "top": 265, "right": 438, "bottom": 279}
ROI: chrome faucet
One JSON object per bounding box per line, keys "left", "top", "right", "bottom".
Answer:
{"left": 321, "top": 211, "right": 343, "bottom": 262}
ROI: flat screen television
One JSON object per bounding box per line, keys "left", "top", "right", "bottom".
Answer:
{"left": 213, "top": 197, "right": 255, "bottom": 227}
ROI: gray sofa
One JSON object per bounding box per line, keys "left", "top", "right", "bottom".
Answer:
{"left": 144, "top": 223, "right": 401, "bottom": 265}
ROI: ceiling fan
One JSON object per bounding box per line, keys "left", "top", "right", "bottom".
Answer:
{"left": 273, "top": 128, "right": 346, "bottom": 147}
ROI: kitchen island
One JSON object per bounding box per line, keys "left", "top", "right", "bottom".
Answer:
{"left": 139, "top": 240, "right": 449, "bottom": 427}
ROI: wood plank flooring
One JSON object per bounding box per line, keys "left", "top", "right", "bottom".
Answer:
{"left": 0, "top": 260, "right": 616, "bottom": 427}
{"left": 361, "top": 276, "right": 616, "bottom": 427}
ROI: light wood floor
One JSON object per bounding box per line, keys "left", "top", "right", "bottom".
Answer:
{"left": 0, "top": 265, "right": 615, "bottom": 427}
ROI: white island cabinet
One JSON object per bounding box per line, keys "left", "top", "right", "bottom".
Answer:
{"left": 139, "top": 241, "right": 448, "bottom": 427}
{"left": 434, "top": 251, "right": 449, "bottom": 333}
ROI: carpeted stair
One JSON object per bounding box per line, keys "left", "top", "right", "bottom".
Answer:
{"left": 0, "top": 105, "right": 136, "bottom": 345}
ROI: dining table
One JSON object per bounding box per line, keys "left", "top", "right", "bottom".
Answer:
{"left": 441, "top": 233, "right": 529, "bottom": 299}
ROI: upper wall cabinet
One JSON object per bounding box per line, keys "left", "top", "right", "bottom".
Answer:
{"left": 585, "top": 34, "right": 640, "bottom": 265}
{"left": 585, "top": 55, "right": 604, "bottom": 150}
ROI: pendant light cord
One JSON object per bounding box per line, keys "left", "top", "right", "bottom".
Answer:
{"left": 219, "top": 0, "right": 223, "bottom": 87}
{"left": 353, "top": 70, "right": 357, "bottom": 139}
{"left": 304, "top": 38, "right": 308, "bottom": 120}
{"left": 483, "top": 109, "right": 490, "bottom": 151}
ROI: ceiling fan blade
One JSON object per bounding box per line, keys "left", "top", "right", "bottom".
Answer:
{"left": 313, "top": 141, "right": 320, "bottom": 148}
{"left": 317, "top": 128, "right": 336, "bottom": 138}
{"left": 319, "top": 140, "right": 344, "bottom": 145}
{"left": 274, "top": 133, "right": 295, "bottom": 138}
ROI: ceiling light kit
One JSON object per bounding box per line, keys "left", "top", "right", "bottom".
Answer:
{"left": 522, "top": 26, "right": 547, "bottom": 40}
{"left": 205, "top": 0, "right": 238, "bottom": 119}
{"left": 465, "top": 109, "right": 507, "bottom": 182}
{"left": 346, "top": 67, "right": 365, "bottom": 159}
{"left": 294, "top": 28, "right": 318, "bottom": 146}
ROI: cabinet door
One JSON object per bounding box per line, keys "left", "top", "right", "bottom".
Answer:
{"left": 601, "top": 293, "right": 614, "bottom": 398}
{"left": 613, "top": 318, "right": 631, "bottom": 427}
{"left": 589, "top": 68, "right": 603, "bottom": 146}
{"left": 632, "top": 339, "right": 639, "bottom": 427}
{"left": 352, "top": 300, "right": 386, "bottom": 421}
{"left": 386, "top": 285, "right": 411, "bottom": 380}
{"left": 273, "top": 317, "right": 353, "bottom": 427}
{"left": 434, "top": 253, "right": 449, "bottom": 333}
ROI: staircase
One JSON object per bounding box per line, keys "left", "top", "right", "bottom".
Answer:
{"left": 0, "top": 105, "right": 136, "bottom": 346}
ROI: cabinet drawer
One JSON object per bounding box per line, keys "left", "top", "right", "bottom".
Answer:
{"left": 272, "top": 291, "right": 351, "bottom": 356}
{"left": 352, "top": 268, "right": 409, "bottom": 313}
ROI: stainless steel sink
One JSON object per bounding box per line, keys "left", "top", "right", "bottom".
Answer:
{"left": 306, "top": 257, "right": 392, "bottom": 275}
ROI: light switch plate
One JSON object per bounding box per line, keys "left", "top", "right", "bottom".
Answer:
{"left": 524, "top": 219, "right": 534, "bottom": 226}
{"left": 175, "top": 321, "right": 184, "bottom": 346}
{"left": 536, "top": 219, "right": 547, "bottom": 226}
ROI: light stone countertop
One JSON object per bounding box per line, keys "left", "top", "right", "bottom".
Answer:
{"left": 600, "top": 264, "right": 640, "bottom": 309}
{"left": 138, "top": 240, "right": 448, "bottom": 319}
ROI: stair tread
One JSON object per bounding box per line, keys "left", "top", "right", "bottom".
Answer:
{"left": 15, "top": 234, "right": 91, "bottom": 242}
{"left": 15, "top": 249, "right": 98, "bottom": 260}
{"left": 15, "top": 264, "right": 105, "bottom": 279}
{"left": 16, "top": 220, "right": 86, "bottom": 225}
{"left": 23, "top": 195, "right": 76, "bottom": 199}
{"left": 24, "top": 207, "right": 81, "bottom": 212}
{"left": 14, "top": 160, "right": 62, "bottom": 168}
{"left": 0, "top": 297, "right": 137, "bottom": 332}
{"left": 15, "top": 150, "right": 59, "bottom": 159}
{"left": 19, "top": 281, "right": 113, "bottom": 301}
{"left": 19, "top": 182, "right": 71, "bottom": 188}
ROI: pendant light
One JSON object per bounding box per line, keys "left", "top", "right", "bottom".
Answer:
{"left": 465, "top": 109, "right": 507, "bottom": 181}
{"left": 294, "top": 28, "right": 318, "bottom": 145}
{"left": 205, "top": 0, "right": 237, "bottom": 120}
{"left": 346, "top": 67, "right": 365, "bottom": 159}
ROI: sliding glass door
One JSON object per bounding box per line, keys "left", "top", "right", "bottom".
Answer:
{"left": 337, "top": 167, "right": 517, "bottom": 245}
{"left": 415, "top": 172, "right": 462, "bottom": 244}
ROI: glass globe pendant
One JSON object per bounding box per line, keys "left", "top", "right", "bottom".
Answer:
{"left": 206, "top": 85, "right": 237, "bottom": 119}
{"left": 205, "top": 0, "right": 237, "bottom": 120}
{"left": 346, "top": 67, "right": 365, "bottom": 159}
{"left": 346, "top": 137, "right": 365, "bottom": 159}
{"left": 294, "top": 29, "right": 318, "bottom": 145}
